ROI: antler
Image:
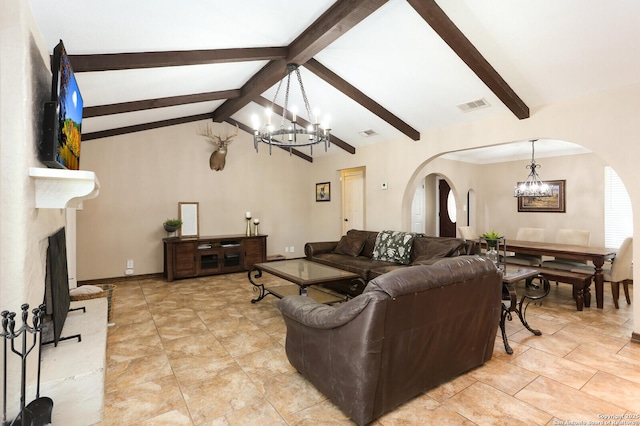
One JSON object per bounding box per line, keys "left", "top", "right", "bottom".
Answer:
{"left": 198, "top": 123, "right": 239, "bottom": 146}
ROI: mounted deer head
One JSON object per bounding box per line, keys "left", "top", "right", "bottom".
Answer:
{"left": 198, "top": 123, "right": 239, "bottom": 171}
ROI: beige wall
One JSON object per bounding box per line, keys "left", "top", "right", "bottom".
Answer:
{"left": 77, "top": 122, "right": 317, "bottom": 279}
{"left": 442, "top": 153, "right": 606, "bottom": 245}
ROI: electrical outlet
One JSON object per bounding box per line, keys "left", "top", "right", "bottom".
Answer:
{"left": 126, "top": 259, "right": 134, "bottom": 269}
{"left": 125, "top": 269, "right": 134, "bottom": 275}
{"left": 290, "top": 246, "right": 295, "bottom": 253}
{"left": 285, "top": 247, "right": 289, "bottom": 253}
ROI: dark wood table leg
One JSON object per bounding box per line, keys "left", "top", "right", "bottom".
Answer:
{"left": 593, "top": 259, "right": 605, "bottom": 309}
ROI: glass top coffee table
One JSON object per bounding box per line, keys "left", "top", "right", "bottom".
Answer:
{"left": 248, "top": 259, "right": 362, "bottom": 304}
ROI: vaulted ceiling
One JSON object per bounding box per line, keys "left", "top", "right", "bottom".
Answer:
{"left": 27, "top": 0, "right": 640, "bottom": 162}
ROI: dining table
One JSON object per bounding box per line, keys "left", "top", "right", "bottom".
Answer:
{"left": 504, "top": 239, "right": 617, "bottom": 309}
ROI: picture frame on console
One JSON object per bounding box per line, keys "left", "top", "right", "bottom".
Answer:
{"left": 316, "top": 182, "right": 330, "bottom": 202}
{"left": 517, "top": 179, "right": 566, "bottom": 213}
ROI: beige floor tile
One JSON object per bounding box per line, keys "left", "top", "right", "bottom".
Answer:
{"left": 444, "top": 381, "right": 552, "bottom": 425}
{"left": 515, "top": 376, "right": 623, "bottom": 422}
{"left": 136, "top": 408, "right": 194, "bottom": 425}
{"left": 106, "top": 331, "right": 164, "bottom": 363}
{"left": 156, "top": 318, "right": 209, "bottom": 341}
{"left": 262, "top": 371, "right": 327, "bottom": 418}
{"left": 171, "top": 352, "right": 241, "bottom": 387}
{"left": 203, "top": 401, "right": 288, "bottom": 426}
{"left": 425, "top": 371, "right": 477, "bottom": 403}
{"left": 468, "top": 357, "right": 538, "bottom": 395}
{"left": 581, "top": 370, "right": 640, "bottom": 413}
{"left": 283, "top": 399, "right": 354, "bottom": 425}
{"left": 564, "top": 344, "right": 640, "bottom": 385}
{"left": 152, "top": 307, "right": 201, "bottom": 326}
{"left": 378, "top": 394, "right": 475, "bottom": 426}
{"left": 162, "top": 332, "right": 228, "bottom": 359}
{"left": 511, "top": 347, "right": 597, "bottom": 389}
{"left": 107, "top": 319, "right": 158, "bottom": 345}
{"left": 181, "top": 370, "right": 265, "bottom": 424}
{"left": 106, "top": 352, "right": 173, "bottom": 391}
{"left": 102, "top": 375, "right": 188, "bottom": 425}
{"left": 235, "top": 342, "right": 297, "bottom": 393}
{"left": 218, "top": 328, "right": 277, "bottom": 358}
{"left": 508, "top": 326, "right": 580, "bottom": 357}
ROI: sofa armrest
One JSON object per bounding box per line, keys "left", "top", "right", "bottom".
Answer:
{"left": 278, "top": 295, "right": 371, "bottom": 329}
{"left": 304, "top": 241, "right": 338, "bottom": 258}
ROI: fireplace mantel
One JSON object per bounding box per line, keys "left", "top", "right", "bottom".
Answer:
{"left": 29, "top": 167, "right": 100, "bottom": 209}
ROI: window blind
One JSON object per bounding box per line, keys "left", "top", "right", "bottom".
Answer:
{"left": 604, "top": 166, "right": 633, "bottom": 248}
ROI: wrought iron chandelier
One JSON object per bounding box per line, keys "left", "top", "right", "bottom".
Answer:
{"left": 514, "top": 140, "right": 553, "bottom": 197}
{"left": 252, "top": 64, "right": 330, "bottom": 155}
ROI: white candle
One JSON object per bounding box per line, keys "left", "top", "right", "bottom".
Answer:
{"left": 245, "top": 211, "right": 251, "bottom": 219}
{"left": 253, "top": 218, "right": 260, "bottom": 224}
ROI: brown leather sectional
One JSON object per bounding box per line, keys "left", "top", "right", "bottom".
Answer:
{"left": 304, "top": 229, "right": 474, "bottom": 295}
{"left": 279, "top": 256, "right": 502, "bottom": 425}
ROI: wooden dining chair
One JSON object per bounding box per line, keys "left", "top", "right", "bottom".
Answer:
{"left": 505, "top": 227, "right": 545, "bottom": 266}
{"left": 541, "top": 229, "right": 591, "bottom": 270}
{"left": 458, "top": 226, "right": 477, "bottom": 240}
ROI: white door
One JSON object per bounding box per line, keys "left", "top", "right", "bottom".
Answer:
{"left": 411, "top": 179, "right": 426, "bottom": 233}
{"left": 341, "top": 168, "right": 365, "bottom": 234}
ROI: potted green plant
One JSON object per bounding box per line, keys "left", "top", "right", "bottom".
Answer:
{"left": 480, "top": 230, "right": 503, "bottom": 266}
{"left": 480, "top": 230, "right": 503, "bottom": 247}
{"left": 163, "top": 218, "right": 183, "bottom": 233}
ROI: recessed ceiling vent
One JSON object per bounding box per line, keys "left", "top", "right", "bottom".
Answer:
{"left": 457, "top": 98, "right": 490, "bottom": 113}
{"left": 358, "top": 129, "right": 378, "bottom": 137}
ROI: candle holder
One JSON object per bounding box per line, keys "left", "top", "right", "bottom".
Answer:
{"left": 246, "top": 218, "right": 252, "bottom": 236}
{"left": 253, "top": 218, "right": 260, "bottom": 235}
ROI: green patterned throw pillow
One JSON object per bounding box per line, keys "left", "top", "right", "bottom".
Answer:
{"left": 372, "top": 230, "right": 416, "bottom": 264}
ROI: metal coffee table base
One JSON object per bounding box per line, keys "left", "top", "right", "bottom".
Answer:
{"left": 247, "top": 260, "right": 363, "bottom": 304}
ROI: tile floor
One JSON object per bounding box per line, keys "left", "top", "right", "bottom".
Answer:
{"left": 96, "top": 272, "right": 638, "bottom": 425}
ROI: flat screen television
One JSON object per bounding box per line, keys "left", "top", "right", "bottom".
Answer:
{"left": 39, "top": 40, "right": 83, "bottom": 170}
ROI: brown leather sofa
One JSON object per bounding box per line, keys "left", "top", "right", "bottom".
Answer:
{"left": 304, "top": 229, "right": 474, "bottom": 295}
{"left": 279, "top": 256, "right": 502, "bottom": 426}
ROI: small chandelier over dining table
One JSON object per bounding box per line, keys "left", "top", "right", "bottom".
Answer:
{"left": 252, "top": 63, "right": 330, "bottom": 156}
{"left": 514, "top": 140, "right": 553, "bottom": 197}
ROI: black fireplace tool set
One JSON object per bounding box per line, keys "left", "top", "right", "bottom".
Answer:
{"left": 1, "top": 304, "right": 52, "bottom": 426}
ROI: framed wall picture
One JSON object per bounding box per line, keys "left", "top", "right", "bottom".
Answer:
{"left": 316, "top": 182, "right": 331, "bottom": 202}
{"left": 517, "top": 180, "right": 566, "bottom": 212}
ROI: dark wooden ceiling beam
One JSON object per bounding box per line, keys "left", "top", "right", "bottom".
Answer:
{"left": 83, "top": 89, "right": 240, "bottom": 118}
{"left": 225, "top": 117, "right": 313, "bottom": 162}
{"left": 82, "top": 112, "right": 314, "bottom": 162}
{"left": 254, "top": 96, "right": 356, "bottom": 154}
{"left": 82, "top": 113, "right": 212, "bottom": 141}
{"left": 212, "top": 0, "right": 389, "bottom": 123}
{"left": 68, "top": 47, "right": 288, "bottom": 72}
{"left": 212, "top": 60, "right": 288, "bottom": 123}
{"left": 287, "top": 0, "right": 390, "bottom": 65}
{"left": 304, "top": 59, "right": 420, "bottom": 140}
{"left": 406, "top": 0, "right": 529, "bottom": 120}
